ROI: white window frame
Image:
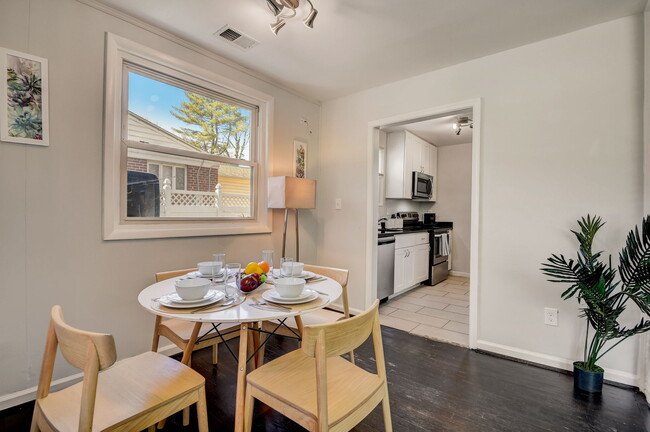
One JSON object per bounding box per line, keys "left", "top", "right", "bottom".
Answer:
{"left": 147, "top": 162, "right": 187, "bottom": 191}
{"left": 103, "top": 33, "right": 273, "bottom": 240}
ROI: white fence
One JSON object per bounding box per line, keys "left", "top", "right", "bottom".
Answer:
{"left": 160, "top": 180, "right": 251, "bottom": 217}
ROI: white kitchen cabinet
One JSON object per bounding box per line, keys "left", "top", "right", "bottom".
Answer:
{"left": 386, "top": 130, "right": 438, "bottom": 200}
{"left": 394, "top": 233, "right": 431, "bottom": 295}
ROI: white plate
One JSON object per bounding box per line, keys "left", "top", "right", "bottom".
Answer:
{"left": 262, "top": 289, "right": 319, "bottom": 304}
{"left": 277, "top": 270, "right": 315, "bottom": 279}
{"left": 158, "top": 290, "right": 225, "bottom": 308}
{"left": 167, "top": 289, "right": 222, "bottom": 304}
{"left": 189, "top": 270, "right": 225, "bottom": 278}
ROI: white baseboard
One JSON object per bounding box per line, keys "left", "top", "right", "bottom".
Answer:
{"left": 0, "top": 371, "right": 83, "bottom": 411}
{"left": 0, "top": 344, "right": 183, "bottom": 411}
{"left": 450, "top": 271, "right": 470, "bottom": 278}
{"left": 477, "top": 340, "right": 639, "bottom": 387}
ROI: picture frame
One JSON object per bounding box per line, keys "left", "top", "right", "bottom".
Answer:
{"left": 293, "top": 139, "right": 307, "bottom": 178}
{"left": 0, "top": 48, "right": 49, "bottom": 146}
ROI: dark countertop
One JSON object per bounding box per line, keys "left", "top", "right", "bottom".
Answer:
{"left": 378, "top": 222, "right": 453, "bottom": 238}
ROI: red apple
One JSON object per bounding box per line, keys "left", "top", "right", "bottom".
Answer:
{"left": 240, "top": 273, "right": 261, "bottom": 292}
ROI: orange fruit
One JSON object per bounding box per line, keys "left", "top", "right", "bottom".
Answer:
{"left": 258, "top": 261, "right": 270, "bottom": 274}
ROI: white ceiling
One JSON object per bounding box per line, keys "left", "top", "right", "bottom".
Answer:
{"left": 382, "top": 110, "right": 473, "bottom": 147}
{"left": 95, "top": 0, "right": 647, "bottom": 101}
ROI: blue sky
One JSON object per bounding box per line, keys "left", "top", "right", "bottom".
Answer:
{"left": 128, "top": 72, "right": 191, "bottom": 133}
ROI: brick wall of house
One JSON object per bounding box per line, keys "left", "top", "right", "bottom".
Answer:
{"left": 187, "top": 166, "right": 219, "bottom": 192}
{"left": 127, "top": 157, "right": 148, "bottom": 173}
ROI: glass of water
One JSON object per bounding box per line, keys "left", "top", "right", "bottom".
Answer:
{"left": 225, "top": 263, "right": 241, "bottom": 300}
{"left": 262, "top": 250, "right": 274, "bottom": 276}
{"left": 280, "top": 257, "right": 294, "bottom": 277}
{"left": 213, "top": 253, "right": 226, "bottom": 282}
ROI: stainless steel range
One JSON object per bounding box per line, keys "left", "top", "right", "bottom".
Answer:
{"left": 431, "top": 228, "right": 451, "bottom": 285}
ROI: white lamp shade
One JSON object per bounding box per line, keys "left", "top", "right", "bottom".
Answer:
{"left": 268, "top": 176, "right": 316, "bottom": 209}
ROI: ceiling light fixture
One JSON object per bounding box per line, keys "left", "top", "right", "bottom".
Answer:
{"left": 266, "top": 0, "right": 318, "bottom": 35}
{"left": 452, "top": 116, "right": 473, "bottom": 135}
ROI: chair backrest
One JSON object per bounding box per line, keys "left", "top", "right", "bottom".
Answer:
{"left": 50, "top": 306, "right": 117, "bottom": 371}
{"left": 36, "top": 306, "right": 117, "bottom": 431}
{"left": 304, "top": 264, "right": 350, "bottom": 317}
{"left": 155, "top": 268, "right": 198, "bottom": 282}
{"left": 301, "top": 300, "right": 379, "bottom": 359}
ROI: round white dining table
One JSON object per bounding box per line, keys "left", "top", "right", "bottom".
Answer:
{"left": 138, "top": 276, "right": 343, "bottom": 432}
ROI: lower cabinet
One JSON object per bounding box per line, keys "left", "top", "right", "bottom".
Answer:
{"left": 394, "top": 242, "right": 430, "bottom": 295}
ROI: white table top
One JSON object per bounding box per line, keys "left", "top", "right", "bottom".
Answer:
{"left": 138, "top": 276, "right": 343, "bottom": 323}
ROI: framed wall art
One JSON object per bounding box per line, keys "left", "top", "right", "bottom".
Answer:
{"left": 293, "top": 139, "right": 307, "bottom": 178}
{"left": 0, "top": 48, "right": 49, "bottom": 146}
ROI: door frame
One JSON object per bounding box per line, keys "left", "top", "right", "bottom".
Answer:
{"left": 365, "top": 98, "right": 482, "bottom": 348}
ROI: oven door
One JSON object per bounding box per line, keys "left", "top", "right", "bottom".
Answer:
{"left": 412, "top": 172, "right": 432, "bottom": 199}
{"left": 433, "top": 232, "right": 449, "bottom": 264}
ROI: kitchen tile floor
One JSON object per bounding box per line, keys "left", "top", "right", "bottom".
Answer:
{"left": 379, "top": 276, "right": 470, "bottom": 346}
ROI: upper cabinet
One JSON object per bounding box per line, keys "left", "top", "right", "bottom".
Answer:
{"left": 385, "top": 130, "right": 438, "bottom": 201}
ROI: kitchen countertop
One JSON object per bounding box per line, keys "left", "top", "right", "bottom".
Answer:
{"left": 378, "top": 222, "right": 453, "bottom": 238}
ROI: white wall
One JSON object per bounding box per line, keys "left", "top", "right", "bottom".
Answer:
{"left": 0, "top": 0, "right": 320, "bottom": 404}
{"left": 319, "top": 16, "right": 644, "bottom": 384}
{"left": 432, "top": 143, "right": 472, "bottom": 275}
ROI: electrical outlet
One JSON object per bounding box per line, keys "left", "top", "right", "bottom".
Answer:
{"left": 544, "top": 308, "right": 558, "bottom": 326}
{"left": 335, "top": 198, "right": 342, "bottom": 210}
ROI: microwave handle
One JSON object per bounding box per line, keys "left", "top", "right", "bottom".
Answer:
{"left": 426, "top": 178, "right": 433, "bottom": 197}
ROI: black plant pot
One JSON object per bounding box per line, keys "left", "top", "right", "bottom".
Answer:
{"left": 573, "top": 361, "right": 604, "bottom": 393}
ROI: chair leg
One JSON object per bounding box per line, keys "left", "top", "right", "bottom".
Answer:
{"left": 381, "top": 387, "right": 392, "bottom": 432}
{"left": 349, "top": 349, "right": 355, "bottom": 365}
{"left": 244, "top": 383, "right": 254, "bottom": 432}
{"left": 212, "top": 343, "right": 219, "bottom": 364}
{"left": 182, "top": 406, "right": 190, "bottom": 425}
{"left": 29, "top": 408, "right": 40, "bottom": 432}
{"left": 151, "top": 316, "right": 162, "bottom": 352}
{"left": 196, "top": 386, "right": 209, "bottom": 432}
{"left": 148, "top": 426, "right": 156, "bottom": 432}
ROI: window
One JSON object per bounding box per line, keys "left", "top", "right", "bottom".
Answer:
{"left": 103, "top": 34, "right": 272, "bottom": 239}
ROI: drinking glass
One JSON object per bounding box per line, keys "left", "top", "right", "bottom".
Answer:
{"left": 213, "top": 253, "right": 226, "bottom": 282}
{"left": 225, "top": 263, "right": 241, "bottom": 300}
{"left": 261, "top": 250, "right": 274, "bottom": 276}
{"left": 280, "top": 257, "right": 294, "bottom": 277}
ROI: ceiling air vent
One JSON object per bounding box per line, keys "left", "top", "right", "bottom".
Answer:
{"left": 214, "top": 25, "right": 259, "bottom": 51}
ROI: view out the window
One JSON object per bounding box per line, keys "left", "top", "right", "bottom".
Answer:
{"left": 124, "top": 69, "right": 256, "bottom": 219}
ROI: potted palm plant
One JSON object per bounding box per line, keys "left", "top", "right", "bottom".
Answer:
{"left": 541, "top": 215, "right": 650, "bottom": 393}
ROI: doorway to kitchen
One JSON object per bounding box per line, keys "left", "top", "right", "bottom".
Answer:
{"left": 366, "top": 99, "right": 481, "bottom": 348}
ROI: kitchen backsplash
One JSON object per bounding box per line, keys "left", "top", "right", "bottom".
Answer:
{"left": 381, "top": 199, "right": 435, "bottom": 220}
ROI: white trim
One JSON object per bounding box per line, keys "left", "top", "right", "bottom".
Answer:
{"left": 477, "top": 340, "right": 639, "bottom": 387}
{"left": 75, "top": 0, "right": 320, "bottom": 106}
{"left": 103, "top": 33, "right": 273, "bottom": 240}
{"left": 0, "top": 372, "right": 83, "bottom": 411}
{"left": 366, "top": 98, "right": 482, "bottom": 350}
{"left": 450, "top": 271, "right": 470, "bottom": 278}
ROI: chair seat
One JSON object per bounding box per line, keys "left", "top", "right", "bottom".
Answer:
{"left": 247, "top": 350, "right": 383, "bottom": 428}
{"left": 161, "top": 318, "right": 239, "bottom": 342}
{"left": 37, "top": 352, "right": 204, "bottom": 431}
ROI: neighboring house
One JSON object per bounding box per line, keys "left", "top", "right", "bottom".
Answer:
{"left": 126, "top": 111, "right": 252, "bottom": 217}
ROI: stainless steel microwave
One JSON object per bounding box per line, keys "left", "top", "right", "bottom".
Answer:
{"left": 412, "top": 172, "right": 433, "bottom": 199}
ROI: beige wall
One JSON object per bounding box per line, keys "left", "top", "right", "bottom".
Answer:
{"left": 319, "top": 16, "right": 643, "bottom": 384}
{"left": 432, "top": 143, "right": 472, "bottom": 275}
{"left": 0, "top": 0, "right": 320, "bottom": 403}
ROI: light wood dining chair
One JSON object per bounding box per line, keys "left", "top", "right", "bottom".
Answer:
{"left": 151, "top": 268, "right": 240, "bottom": 365}
{"left": 262, "top": 265, "right": 354, "bottom": 361}
{"left": 30, "top": 306, "right": 208, "bottom": 432}
{"left": 244, "top": 300, "right": 391, "bottom": 432}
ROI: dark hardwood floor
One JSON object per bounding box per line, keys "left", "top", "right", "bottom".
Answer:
{"left": 2, "top": 326, "right": 648, "bottom": 431}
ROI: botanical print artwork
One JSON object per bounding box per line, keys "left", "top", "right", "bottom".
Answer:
{"left": 1, "top": 49, "right": 48, "bottom": 146}
{"left": 294, "top": 140, "right": 307, "bottom": 178}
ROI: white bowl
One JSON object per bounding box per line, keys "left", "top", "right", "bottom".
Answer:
{"left": 281, "top": 262, "right": 305, "bottom": 277}
{"left": 274, "top": 277, "right": 305, "bottom": 298}
{"left": 175, "top": 278, "right": 211, "bottom": 300}
{"left": 198, "top": 261, "right": 222, "bottom": 275}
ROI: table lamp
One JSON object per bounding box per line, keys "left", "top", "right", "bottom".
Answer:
{"left": 268, "top": 176, "right": 316, "bottom": 261}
